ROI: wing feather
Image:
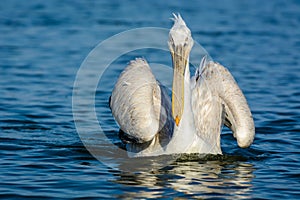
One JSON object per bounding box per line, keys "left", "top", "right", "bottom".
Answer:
{"left": 192, "top": 60, "right": 255, "bottom": 148}
{"left": 191, "top": 62, "right": 223, "bottom": 153}
{"left": 110, "top": 58, "right": 167, "bottom": 143}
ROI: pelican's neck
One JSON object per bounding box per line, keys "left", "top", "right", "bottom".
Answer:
{"left": 167, "top": 58, "right": 198, "bottom": 152}
{"left": 183, "top": 58, "right": 191, "bottom": 99}
{"left": 182, "top": 58, "right": 194, "bottom": 125}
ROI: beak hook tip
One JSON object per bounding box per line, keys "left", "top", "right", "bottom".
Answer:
{"left": 175, "top": 116, "right": 180, "bottom": 126}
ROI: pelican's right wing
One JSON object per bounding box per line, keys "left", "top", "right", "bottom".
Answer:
{"left": 110, "top": 58, "right": 170, "bottom": 143}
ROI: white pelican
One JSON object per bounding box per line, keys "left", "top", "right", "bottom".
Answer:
{"left": 110, "top": 14, "right": 255, "bottom": 157}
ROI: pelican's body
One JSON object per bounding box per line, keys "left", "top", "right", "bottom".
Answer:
{"left": 110, "top": 15, "right": 255, "bottom": 157}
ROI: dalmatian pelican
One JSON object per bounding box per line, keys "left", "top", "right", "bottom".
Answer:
{"left": 109, "top": 14, "right": 255, "bottom": 157}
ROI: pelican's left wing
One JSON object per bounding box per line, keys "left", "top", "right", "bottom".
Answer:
{"left": 110, "top": 58, "right": 171, "bottom": 144}
{"left": 192, "top": 57, "right": 255, "bottom": 149}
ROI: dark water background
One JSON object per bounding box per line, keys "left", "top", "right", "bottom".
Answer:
{"left": 1, "top": 0, "right": 300, "bottom": 199}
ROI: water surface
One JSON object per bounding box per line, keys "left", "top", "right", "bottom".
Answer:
{"left": 1, "top": 0, "right": 300, "bottom": 199}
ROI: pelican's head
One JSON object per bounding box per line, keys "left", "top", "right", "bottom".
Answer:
{"left": 168, "top": 14, "right": 194, "bottom": 56}
{"left": 168, "top": 14, "right": 194, "bottom": 126}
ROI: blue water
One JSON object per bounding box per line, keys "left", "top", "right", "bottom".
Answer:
{"left": 1, "top": 0, "right": 300, "bottom": 199}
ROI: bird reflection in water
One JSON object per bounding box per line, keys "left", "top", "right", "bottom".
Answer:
{"left": 111, "top": 157, "right": 255, "bottom": 199}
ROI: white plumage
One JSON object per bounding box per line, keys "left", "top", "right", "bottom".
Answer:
{"left": 110, "top": 14, "right": 255, "bottom": 157}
